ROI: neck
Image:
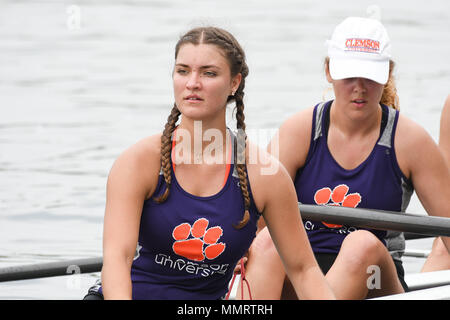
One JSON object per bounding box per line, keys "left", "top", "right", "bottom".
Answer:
{"left": 330, "top": 100, "right": 382, "bottom": 137}
{"left": 174, "top": 116, "right": 229, "bottom": 165}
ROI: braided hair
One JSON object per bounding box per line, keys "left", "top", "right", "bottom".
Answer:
{"left": 154, "top": 27, "right": 251, "bottom": 229}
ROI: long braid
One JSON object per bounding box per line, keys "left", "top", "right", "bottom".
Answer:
{"left": 211, "top": 30, "right": 251, "bottom": 229}
{"left": 164, "top": 26, "right": 252, "bottom": 229}
{"left": 213, "top": 31, "right": 252, "bottom": 229}
{"left": 233, "top": 90, "right": 251, "bottom": 229}
{"left": 153, "top": 103, "right": 180, "bottom": 203}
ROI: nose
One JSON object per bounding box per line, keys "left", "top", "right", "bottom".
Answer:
{"left": 353, "top": 77, "right": 367, "bottom": 93}
{"left": 186, "top": 72, "right": 201, "bottom": 90}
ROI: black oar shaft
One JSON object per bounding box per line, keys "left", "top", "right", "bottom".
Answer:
{"left": 404, "top": 233, "right": 433, "bottom": 240}
{"left": 299, "top": 204, "right": 450, "bottom": 237}
{"left": 0, "top": 257, "right": 102, "bottom": 283}
{"left": 1, "top": 205, "right": 449, "bottom": 283}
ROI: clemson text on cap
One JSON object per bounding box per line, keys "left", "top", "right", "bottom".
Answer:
{"left": 345, "top": 38, "right": 380, "bottom": 53}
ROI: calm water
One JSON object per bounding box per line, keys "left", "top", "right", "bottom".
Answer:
{"left": 0, "top": 0, "right": 449, "bottom": 299}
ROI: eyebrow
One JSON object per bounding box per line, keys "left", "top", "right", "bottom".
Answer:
{"left": 175, "top": 63, "right": 221, "bottom": 70}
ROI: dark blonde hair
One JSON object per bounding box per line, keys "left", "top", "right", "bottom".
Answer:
{"left": 154, "top": 27, "right": 251, "bottom": 229}
{"left": 324, "top": 57, "right": 400, "bottom": 110}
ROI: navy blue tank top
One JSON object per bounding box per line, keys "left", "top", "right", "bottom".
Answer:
{"left": 294, "top": 101, "right": 413, "bottom": 261}
{"left": 99, "top": 129, "right": 260, "bottom": 299}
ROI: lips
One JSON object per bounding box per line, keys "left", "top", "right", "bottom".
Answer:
{"left": 351, "top": 99, "right": 367, "bottom": 107}
{"left": 184, "top": 94, "right": 204, "bottom": 101}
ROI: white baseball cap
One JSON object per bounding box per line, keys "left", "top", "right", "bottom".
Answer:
{"left": 327, "top": 17, "right": 391, "bottom": 85}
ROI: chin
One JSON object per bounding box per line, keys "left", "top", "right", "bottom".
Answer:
{"left": 178, "top": 109, "right": 213, "bottom": 122}
{"left": 178, "top": 104, "right": 225, "bottom": 122}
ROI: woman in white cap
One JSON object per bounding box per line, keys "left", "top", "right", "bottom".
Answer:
{"left": 239, "top": 17, "right": 450, "bottom": 299}
{"left": 421, "top": 94, "right": 450, "bottom": 272}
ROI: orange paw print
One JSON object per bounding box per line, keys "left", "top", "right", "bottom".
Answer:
{"left": 314, "top": 184, "right": 361, "bottom": 228}
{"left": 172, "top": 218, "right": 226, "bottom": 262}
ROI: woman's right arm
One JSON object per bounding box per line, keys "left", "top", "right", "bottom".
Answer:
{"left": 101, "top": 135, "right": 161, "bottom": 299}
{"left": 439, "top": 95, "right": 450, "bottom": 166}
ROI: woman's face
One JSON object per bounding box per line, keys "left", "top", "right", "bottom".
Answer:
{"left": 326, "top": 67, "right": 384, "bottom": 113}
{"left": 173, "top": 43, "right": 241, "bottom": 122}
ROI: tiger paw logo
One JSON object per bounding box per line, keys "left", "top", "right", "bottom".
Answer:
{"left": 172, "top": 218, "right": 225, "bottom": 262}
{"left": 314, "top": 184, "right": 361, "bottom": 228}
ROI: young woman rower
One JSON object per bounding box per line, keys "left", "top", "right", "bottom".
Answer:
{"left": 240, "top": 17, "right": 450, "bottom": 300}
{"left": 421, "top": 94, "right": 450, "bottom": 272}
{"left": 83, "top": 26, "right": 334, "bottom": 300}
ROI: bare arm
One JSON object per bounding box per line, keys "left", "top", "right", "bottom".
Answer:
{"left": 437, "top": 95, "right": 450, "bottom": 252}
{"left": 248, "top": 143, "right": 335, "bottom": 299}
{"left": 439, "top": 95, "right": 450, "bottom": 167}
{"left": 101, "top": 136, "right": 161, "bottom": 299}
{"left": 396, "top": 114, "right": 450, "bottom": 253}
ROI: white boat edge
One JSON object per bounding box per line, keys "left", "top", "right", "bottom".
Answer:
{"left": 405, "top": 269, "right": 450, "bottom": 291}
{"left": 228, "top": 270, "right": 450, "bottom": 300}
{"left": 371, "top": 284, "right": 450, "bottom": 300}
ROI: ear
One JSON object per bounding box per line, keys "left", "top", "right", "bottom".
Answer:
{"left": 231, "top": 73, "right": 242, "bottom": 93}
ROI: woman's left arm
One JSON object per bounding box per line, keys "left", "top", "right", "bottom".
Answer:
{"left": 396, "top": 114, "right": 450, "bottom": 253}
{"left": 247, "top": 143, "right": 335, "bottom": 299}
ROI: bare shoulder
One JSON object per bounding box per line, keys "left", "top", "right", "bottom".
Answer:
{"left": 278, "top": 106, "right": 314, "bottom": 138}
{"left": 268, "top": 106, "right": 315, "bottom": 179}
{"left": 395, "top": 113, "right": 440, "bottom": 177}
{"left": 108, "top": 133, "right": 162, "bottom": 199}
{"left": 444, "top": 94, "right": 450, "bottom": 110}
{"left": 440, "top": 94, "right": 450, "bottom": 137}
{"left": 440, "top": 95, "right": 450, "bottom": 161}
{"left": 395, "top": 113, "right": 434, "bottom": 149}
{"left": 112, "top": 133, "right": 161, "bottom": 171}
{"left": 246, "top": 140, "right": 296, "bottom": 213}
